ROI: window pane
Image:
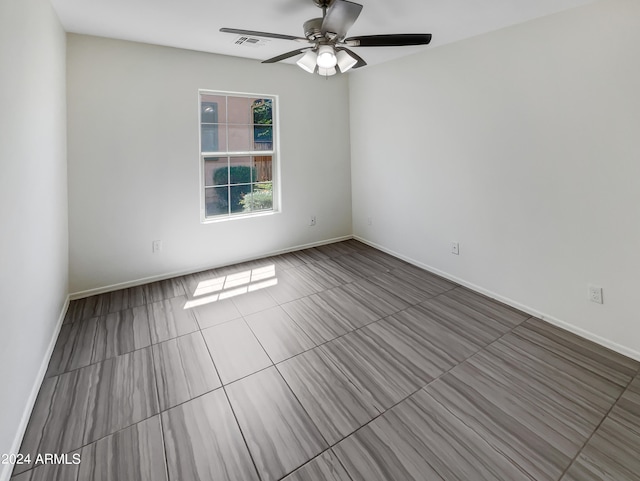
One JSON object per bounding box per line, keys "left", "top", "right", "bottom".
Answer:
{"left": 227, "top": 96, "right": 251, "bottom": 124}
{"left": 205, "top": 186, "right": 229, "bottom": 217}
{"left": 253, "top": 125, "right": 273, "bottom": 148}
{"left": 230, "top": 156, "right": 253, "bottom": 183}
{"left": 205, "top": 157, "right": 228, "bottom": 186}
{"left": 228, "top": 124, "right": 252, "bottom": 152}
{"left": 201, "top": 125, "right": 217, "bottom": 152}
{"left": 230, "top": 185, "right": 252, "bottom": 214}
{"left": 253, "top": 156, "right": 272, "bottom": 182}
{"left": 251, "top": 98, "right": 273, "bottom": 125}
{"left": 243, "top": 183, "right": 273, "bottom": 213}
{"left": 201, "top": 101, "right": 218, "bottom": 124}
{"left": 201, "top": 124, "right": 227, "bottom": 153}
{"left": 201, "top": 95, "right": 227, "bottom": 123}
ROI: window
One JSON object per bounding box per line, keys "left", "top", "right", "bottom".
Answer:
{"left": 199, "top": 91, "right": 277, "bottom": 220}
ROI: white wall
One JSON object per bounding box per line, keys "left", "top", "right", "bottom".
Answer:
{"left": 0, "top": 0, "right": 68, "bottom": 478}
{"left": 67, "top": 35, "right": 352, "bottom": 294}
{"left": 350, "top": 0, "right": 640, "bottom": 359}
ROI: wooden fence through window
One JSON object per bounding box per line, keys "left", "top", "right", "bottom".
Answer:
{"left": 254, "top": 142, "right": 273, "bottom": 182}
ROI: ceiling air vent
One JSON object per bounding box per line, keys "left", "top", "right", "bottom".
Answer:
{"left": 234, "top": 36, "right": 269, "bottom": 48}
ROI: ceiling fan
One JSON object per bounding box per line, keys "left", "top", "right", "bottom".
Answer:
{"left": 220, "top": 0, "right": 432, "bottom": 76}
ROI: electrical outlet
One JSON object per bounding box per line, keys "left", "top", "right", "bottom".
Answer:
{"left": 451, "top": 242, "right": 460, "bottom": 255}
{"left": 152, "top": 240, "right": 163, "bottom": 253}
{"left": 367, "top": 217, "right": 372, "bottom": 226}
{"left": 309, "top": 215, "right": 316, "bottom": 226}
{"left": 588, "top": 285, "right": 603, "bottom": 304}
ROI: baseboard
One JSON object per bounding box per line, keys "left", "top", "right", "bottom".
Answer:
{"left": 0, "top": 295, "right": 70, "bottom": 481}
{"left": 354, "top": 236, "right": 640, "bottom": 363}
{"left": 70, "top": 235, "right": 354, "bottom": 300}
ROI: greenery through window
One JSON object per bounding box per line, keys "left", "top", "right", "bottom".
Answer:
{"left": 199, "top": 91, "right": 277, "bottom": 220}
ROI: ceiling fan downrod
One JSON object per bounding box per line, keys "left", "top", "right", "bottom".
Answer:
{"left": 313, "top": 0, "right": 331, "bottom": 10}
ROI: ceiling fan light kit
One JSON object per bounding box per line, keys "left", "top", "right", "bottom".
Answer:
{"left": 317, "top": 45, "right": 338, "bottom": 68}
{"left": 296, "top": 45, "right": 356, "bottom": 75}
{"left": 336, "top": 49, "right": 358, "bottom": 72}
{"left": 318, "top": 66, "right": 337, "bottom": 77}
{"left": 221, "top": 0, "right": 432, "bottom": 77}
{"left": 296, "top": 50, "right": 318, "bottom": 73}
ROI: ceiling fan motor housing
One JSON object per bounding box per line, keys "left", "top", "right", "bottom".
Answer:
{"left": 303, "top": 18, "right": 324, "bottom": 41}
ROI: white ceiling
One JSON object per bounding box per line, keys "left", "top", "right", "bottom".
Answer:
{"left": 51, "top": 0, "right": 595, "bottom": 68}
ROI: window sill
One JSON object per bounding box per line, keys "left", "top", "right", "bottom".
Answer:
{"left": 200, "top": 209, "right": 280, "bottom": 225}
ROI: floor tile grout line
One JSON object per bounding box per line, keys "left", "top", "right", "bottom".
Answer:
{"left": 77, "top": 351, "right": 102, "bottom": 458}
{"left": 148, "top": 331, "right": 171, "bottom": 481}
{"left": 194, "top": 329, "right": 224, "bottom": 397}
{"left": 63, "top": 242, "right": 371, "bottom": 313}
{"left": 509, "top": 321, "right": 638, "bottom": 388}
{"left": 156, "top": 408, "right": 172, "bottom": 481}
{"left": 264, "top": 311, "right": 536, "bottom": 480}
{"left": 48, "top": 266, "right": 515, "bottom": 401}
{"left": 238, "top": 309, "right": 339, "bottom": 477}
{"left": 68, "top": 282, "right": 159, "bottom": 324}
{"left": 220, "top": 382, "right": 265, "bottom": 481}
{"left": 264, "top": 283, "right": 476, "bottom": 377}
{"left": 17, "top": 304, "right": 524, "bottom": 480}
{"left": 415, "top": 389, "right": 537, "bottom": 481}
{"left": 31, "top": 244, "right": 397, "bottom": 471}
{"left": 53, "top": 241, "right": 620, "bottom": 479}
{"left": 16, "top": 381, "right": 167, "bottom": 476}
{"left": 241, "top": 315, "right": 279, "bottom": 368}
{"left": 329, "top": 447, "right": 357, "bottom": 481}
{"left": 17, "top": 410, "right": 200, "bottom": 478}
{"left": 15, "top": 377, "right": 62, "bottom": 477}
{"left": 43, "top": 402, "right": 202, "bottom": 460}
{"left": 236, "top": 255, "right": 386, "bottom": 481}
{"left": 62, "top": 249, "right": 390, "bottom": 327}
{"left": 87, "top": 317, "right": 99, "bottom": 373}
{"left": 272, "top": 362, "right": 332, "bottom": 448}
{"left": 399, "top": 316, "right": 541, "bottom": 480}
{"left": 186, "top": 252, "right": 403, "bottom": 333}
{"left": 422, "top": 309, "right": 637, "bottom": 478}
{"left": 215, "top": 277, "right": 491, "bottom": 393}
{"left": 199, "top": 325, "right": 265, "bottom": 481}
{"left": 58, "top": 247, "right": 548, "bottom": 475}
{"left": 142, "top": 303, "right": 154, "bottom": 365}
{"left": 43, "top": 337, "right": 166, "bottom": 382}
{"left": 47, "top": 304, "right": 156, "bottom": 380}
{"left": 553, "top": 371, "right": 638, "bottom": 481}
{"left": 272, "top": 448, "right": 356, "bottom": 481}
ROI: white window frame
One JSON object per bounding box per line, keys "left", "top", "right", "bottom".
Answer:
{"left": 198, "top": 89, "right": 280, "bottom": 223}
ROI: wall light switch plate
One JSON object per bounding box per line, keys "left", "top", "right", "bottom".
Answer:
{"left": 451, "top": 242, "right": 460, "bottom": 255}
{"left": 152, "top": 240, "right": 162, "bottom": 253}
{"left": 309, "top": 215, "right": 316, "bottom": 226}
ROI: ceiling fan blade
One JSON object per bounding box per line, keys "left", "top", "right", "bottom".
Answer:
{"left": 262, "top": 48, "right": 311, "bottom": 64}
{"left": 321, "top": 0, "right": 363, "bottom": 40}
{"left": 345, "top": 34, "right": 432, "bottom": 47}
{"left": 336, "top": 47, "right": 367, "bottom": 69}
{"left": 220, "top": 28, "right": 308, "bottom": 43}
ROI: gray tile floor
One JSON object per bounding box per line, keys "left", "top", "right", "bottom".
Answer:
{"left": 13, "top": 240, "right": 640, "bottom": 481}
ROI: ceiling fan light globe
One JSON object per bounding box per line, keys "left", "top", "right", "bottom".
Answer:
{"left": 316, "top": 45, "right": 337, "bottom": 69}
{"left": 318, "top": 66, "right": 337, "bottom": 77}
{"left": 296, "top": 50, "right": 318, "bottom": 73}
{"left": 336, "top": 50, "right": 357, "bottom": 72}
